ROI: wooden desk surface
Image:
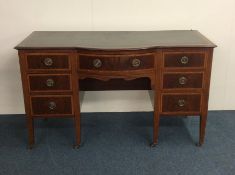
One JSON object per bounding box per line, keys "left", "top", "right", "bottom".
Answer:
{"left": 15, "top": 30, "right": 216, "bottom": 50}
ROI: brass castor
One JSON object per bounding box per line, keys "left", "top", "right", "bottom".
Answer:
{"left": 73, "top": 144, "right": 81, "bottom": 149}
{"left": 150, "top": 142, "right": 158, "bottom": 148}
{"left": 196, "top": 142, "right": 202, "bottom": 147}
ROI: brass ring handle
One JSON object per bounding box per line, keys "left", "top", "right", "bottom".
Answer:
{"left": 178, "top": 76, "right": 187, "bottom": 85}
{"left": 44, "top": 58, "right": 53, "bottom": 66}
{"left": 180, "top": 56, "right": 189, "bottom": 64}
{"left": 132, "top": 58, "right": 141, "bottom": 67}
{"left": 178, "top": 99, "right": 185, "bottom": 107}
{"left": 93, "top": 59, "right": 102, "bottom": 68}
{"left": 48, "top": 101, "right": 56, "bottom": 110}
{"left": 46, "top": 79, "right": 55, "bottom": 87}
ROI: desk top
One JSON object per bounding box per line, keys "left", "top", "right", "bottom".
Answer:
{"left": 15, "top": 30, "right": 216, "bottom": 50}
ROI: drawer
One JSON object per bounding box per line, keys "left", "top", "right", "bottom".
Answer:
{"left": 162, "top": 73, "right": 203, "bottom": 89}
{"left": 27, "top": 55, "right": 70, "bottom": 70}
{"left": 28, "top": 74, "right": 71, "bottom": 91}
{"left": 163, "top": 52, "right": 205, "bottom": 68}
{"left": 30, "top": 96, "right": 73, "bottom": 115}
{"left": 79, "top": 54, "right": 154, "bottom": 71}
{"left": 162, "top": 94, "right": 201, "bottom": 113}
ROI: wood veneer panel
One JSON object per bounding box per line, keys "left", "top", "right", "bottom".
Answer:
{"left": 162, "top": 94, "right": 201, "bottom": 113}
{"left": 31, "top": 96, "right": 73, "bottom": 115}
{"left": 79, "top": 54, "right": 154, "bottom": 70}
{"left": 28, "top": 74, "right": 71, "bottom": 91}
{"left": 162, "top": 73, "right": 203, "bottom": 89}
{"left": 164, "top": 52, "right": 205, "bottom": 68}
{"left": 27, "top": 55, "right": 69, "bottom": 70}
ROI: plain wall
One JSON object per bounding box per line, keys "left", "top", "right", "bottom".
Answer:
{"left": 0, "top": 0, "right": 235, "bottom": 113}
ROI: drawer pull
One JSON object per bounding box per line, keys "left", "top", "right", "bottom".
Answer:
{"left": 178, "top": 99, "right": 185, "bottom": 107}
{"left": 180, "top": 56, "right": 189, "bottom": 64}
{"left": 93, "top": 59, "right": 102, "bottom": 68}
{"left": 46, "top": 79, "right": 55, "bottom": 87}
{"left": 178, "top": 76, "right": 187, "bottom": 85}
{"left": 44, "top": 58, "right": 53, "bottom": 66}
{"left": 48, "top": 101, "right": 56, "bottom": 110}
{"left": 132, "top": 58, "right": 141, "bottom": 67}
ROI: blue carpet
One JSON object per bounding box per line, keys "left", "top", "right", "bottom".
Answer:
{"left": 0, "top": 111, "right": 235, "bottom": 175}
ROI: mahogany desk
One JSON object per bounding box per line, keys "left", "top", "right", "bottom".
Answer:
{"left": 15, "top": 31, "right": 216, "bottom": 149}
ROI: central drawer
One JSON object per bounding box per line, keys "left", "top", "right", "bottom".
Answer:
{"left": 79, "top": 54, "right": 154, "bottom": 71}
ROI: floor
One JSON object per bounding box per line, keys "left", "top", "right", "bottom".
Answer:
{"left": 0, "top": 111, "right": 235, "bottom": 175}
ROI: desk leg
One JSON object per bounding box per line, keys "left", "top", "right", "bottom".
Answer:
{"left": 151, "top": 111, "right": 159, "bottom": 147}
{"left": 150, "top": 90, "right": 160, "bottom": 147}
{"left": 72, "top": 53, "right": 81, "bottom": 149}
{"left": 73, "top": 93, "right": 81, "bottom": 149}
{"left": 19, "top": 52, "right": 35, "bottom": 149}
{"left": 150, "top": 52, "right": 161, "bottom": 148}
{"left": 198, "top": 113, "right": 207, "bottom": 146}
{"left": 198, "top": 48, "right": 212, "bottom": 147}
{"left": 27, "top": 116, "right": 34, "bottom": 149}
{"left": 73, "top": 91, "right": 81, "bottom": 149}
{"left": 74, "top": 112, "right": 81, "bottom": 149}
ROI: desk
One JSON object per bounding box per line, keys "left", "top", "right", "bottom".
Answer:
{"left": 15, "top": 31, "right": 216, "bottom": 148}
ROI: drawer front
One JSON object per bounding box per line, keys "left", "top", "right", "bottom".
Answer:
{"left": 31, "top": 96, "right": 73, "bottom": 115}
{"left": 164, "top": 52, "right": 205, "bottom": 68}
{"left": 28, "top": 74, "right": 71, "bottom": 91}
{"left": 162, "top": 73, "right": 203, "bottom": 89}
{"left": 162, "top": 94, "right": 201, "bottom": 113}
{"left": 79, "top": 54, "right": 154, "bottom": 71}
{"left": 27, "top": 55, "right": 70, "bottom": 70}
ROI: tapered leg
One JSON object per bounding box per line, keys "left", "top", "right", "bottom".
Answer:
{"left": 150, "top": 89, "right": 160, "bottom": 147}
{"left": 150, "top": 51, "right": 161, "bottom": 147}
{"left": 74, "top": 113, "right": 81, "bottom": 149}
{"left": 27, "top": 116, "right": 35, "bottom": 149}
{"left": 198, "top": 113, "right": 207, "bottom": 146}
{"left": 71, "top": 53, "right": 81, "bottom": 149}
{"left": 150, "top": 111, "right": 160, "bottom": 147}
